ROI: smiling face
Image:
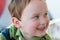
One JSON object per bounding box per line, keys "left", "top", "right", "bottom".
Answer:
{"left": 20, "top": 0, "right": 50, "bottom": 37}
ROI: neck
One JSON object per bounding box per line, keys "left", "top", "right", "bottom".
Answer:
{"left": 20, "top": 29, "right": 32, "bottom": 40}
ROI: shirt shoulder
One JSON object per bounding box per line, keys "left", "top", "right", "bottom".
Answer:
{"left": 45, "top": 33, "right": 52, "bottom": 40}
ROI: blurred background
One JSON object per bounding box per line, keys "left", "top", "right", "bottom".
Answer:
{"left": 0, "top": 0, "right": 11, "bottom": 32}
{"left": 0, "top": 0, "right": 60, "bottom": 40}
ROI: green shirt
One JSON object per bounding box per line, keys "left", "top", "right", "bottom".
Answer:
{"left": 0, "top": 24, "right": 51, "bottom": 40}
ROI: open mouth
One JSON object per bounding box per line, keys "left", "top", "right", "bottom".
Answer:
{"left": 36, "top": 26, "right": 46, "bottom": 32}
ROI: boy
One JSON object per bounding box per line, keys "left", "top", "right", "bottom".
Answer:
{"left": 0, "top": 0, "right": 51, "bottom": 40}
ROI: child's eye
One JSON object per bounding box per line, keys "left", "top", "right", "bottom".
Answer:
{"left": 34, "top": 16, "right": 39, "bottom": 19}
{"left": 44, "top": 13, "right": 48, "bottom": 16}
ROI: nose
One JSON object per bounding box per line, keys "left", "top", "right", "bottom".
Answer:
{"left": 39, "top": 17, "right": 47, "bottom": 26}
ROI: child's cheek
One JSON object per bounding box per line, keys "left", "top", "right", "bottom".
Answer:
{"left": 26, "top": 21, "right": 39, "bottom": 34}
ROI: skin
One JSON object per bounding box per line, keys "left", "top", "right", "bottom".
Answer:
{"left": 12, "top": 0, "right": 50, "bottom": 40}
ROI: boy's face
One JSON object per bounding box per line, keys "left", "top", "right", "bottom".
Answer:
{"left": 20, "top": 0, "right": 50, "bottom": 37}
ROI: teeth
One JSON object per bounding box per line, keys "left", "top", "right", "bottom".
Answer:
{"left": 37, "top": 26, "right": 45, "bottom": 30}
{"left": 37, "top": 24, "right": 46, "bottom": 30}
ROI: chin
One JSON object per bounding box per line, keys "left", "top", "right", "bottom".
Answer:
{"left": 34, "top": 31, "right": 46, "bottom": 37}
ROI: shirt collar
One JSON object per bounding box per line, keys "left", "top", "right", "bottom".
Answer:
{"left": 9, "top": 24, "right": 51, "bottom": 40}
{"left": 9, "top": 24, "right": 24, "bottom": 40}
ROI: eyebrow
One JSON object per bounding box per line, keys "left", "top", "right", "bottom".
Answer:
{"left": 31, "top": 10, "right": 48, "bottom": 16}
{"left": 32, "top": 13, "right": 40, "bottom": 16}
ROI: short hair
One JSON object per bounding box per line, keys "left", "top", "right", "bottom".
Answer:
{"left": 8, "top": 0, "right": 30, "bottom": 20}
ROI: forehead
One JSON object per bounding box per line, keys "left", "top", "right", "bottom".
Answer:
{"left": 22, "top": 0, "right": 47, "bottom": 17}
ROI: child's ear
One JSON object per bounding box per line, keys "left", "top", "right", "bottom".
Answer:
{"left": 12, "top": 17, "right": 22, "bottom": 28}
